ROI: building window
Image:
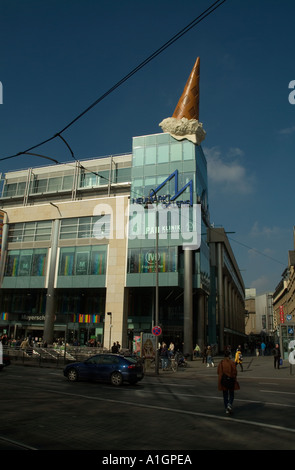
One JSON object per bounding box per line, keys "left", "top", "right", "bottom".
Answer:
{"left": 59, "top": 215, "right": 110, "bottom": 240}
{"left": 2, "top": 181, "right": 26, "bottom": 197}
{"left": 58, "top": 246, "right": 107, "bottom": 276}
{"left": 127, "top": 247, "right": 178, "bottom": 273}
{"left": 5, "top": 249, "right": 47, "bottom": 277}
{"left": 30, "top": 174, "right": 74, "bottom": 194}
{"left": 79, "top": 169, "right": 109, "bottom": 188}
{"left": 112, "top": 167, "right": 131, "bottom": 183}
{"left": 8, "top": 221, "right": 52, "bottom": 243}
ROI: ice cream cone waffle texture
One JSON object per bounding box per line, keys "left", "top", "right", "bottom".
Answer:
{"left": 172, "top": 57, "right": 200, "bottom": 121}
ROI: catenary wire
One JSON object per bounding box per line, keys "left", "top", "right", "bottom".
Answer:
{"left": 228, "top": 237, "right": 285, "bottom": 266}
{"left": 0, "top": 0, "right": 227, "bottom": 163}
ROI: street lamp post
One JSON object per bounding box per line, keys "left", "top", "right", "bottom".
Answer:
{"left": 145, "top": 192, "right": 160, "bottom": 375}
{"left": 107, "top": 312, "right": 112, "bottom": 351}
{"left": 155, "top": 206, "right": 159, "bottom": 375}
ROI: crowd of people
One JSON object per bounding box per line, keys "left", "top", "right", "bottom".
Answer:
{"left": 158, "top": 341, "right": 188, "bottom": 370}
{"left": 0, "top": 334, "right": 106, "bottom": 349}
{"left": 192, "top": 341, "right": 283, "bottom": 375}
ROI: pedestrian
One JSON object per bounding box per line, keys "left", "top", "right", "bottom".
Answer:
{"left": 160, "top": 343, "right": 169, "bottom": 370}
{"left": 217, "top": 350, "right": 240, "bottom": 415}
{"left": 111, "top": 342, "right": 118, "bottom": 353}
{"left": 206, "top": 345, "right": 214, "bottom": 367}
{"left": 261, "top": 342, "right": 266, "bottom": 356}
{"left": 272, "top": 343, "right": 281, "bottom": 369}
{"left": 168, "top": 342, "right": 175, "bottom": 358}
{"left": 194, "top": 343, "right": 201, "bottom": 358}
{"left": 20, "top": 338, "right": 29, "bottom": 350}
{"left": 234, "top": 346, "right": 243, "bottom": 372}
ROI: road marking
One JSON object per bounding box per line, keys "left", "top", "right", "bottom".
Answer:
{"left": 259, "top": 382, "right": 279, "bottom": 385}
{"left": 0, "top": 435, "right": 38, "bottom": 450}
{"left": 41, "top": 387, "right": 295, "bottom": 435}
{"left": 105, "top": 387, "right": 295, "bottom": 409}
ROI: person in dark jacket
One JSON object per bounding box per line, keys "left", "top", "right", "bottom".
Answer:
{"left": 111, "top": 342, "right": 119, "bottom": 353}
{"left": 273, "top": 343, "right": 281, "bottom": 369}
{"left": 217, "top": 350, "right": 240, "bottom": 415}
{"left": 160, "top": 343, "right": 169, "bottom": 370}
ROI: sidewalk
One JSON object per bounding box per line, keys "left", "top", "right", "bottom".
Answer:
{"left": 147, "top": 355, "right": 295, "bottom": 379}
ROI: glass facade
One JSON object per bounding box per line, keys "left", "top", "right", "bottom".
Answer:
{"left": 128, "top": 246, "right": 178, "bottom": 274}
{"left": 128, "top": 133, "right": 209, "bottom": 283}
{"left": 58, "top": 246, "right": 107, "bottom": 276}
{"left": 127, "top": 132, "right": 210, "bottom": 334}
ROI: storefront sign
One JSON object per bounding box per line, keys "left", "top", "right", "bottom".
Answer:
{"left": 21, "top": 315, "right": 45, "bottom": 321}
{"left": 280, "top": 305, "right": 285, "bottom": 323}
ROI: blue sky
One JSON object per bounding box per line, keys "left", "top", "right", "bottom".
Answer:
{"left": 0, "top": 0, "right": 294, "bottom": 294}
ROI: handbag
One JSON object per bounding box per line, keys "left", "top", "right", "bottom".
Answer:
{"left": 221, "top": 373, "right": 235, "bottom": 389}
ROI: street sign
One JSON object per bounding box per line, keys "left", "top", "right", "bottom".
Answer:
{"left": 152, "top": 326, "right": 162, "bottom": 336}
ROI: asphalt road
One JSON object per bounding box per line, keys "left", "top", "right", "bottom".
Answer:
{"left": 0, "top": 355, "right": 295, "bottom": 453}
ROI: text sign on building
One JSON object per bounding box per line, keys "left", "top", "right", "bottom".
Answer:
{"left": 280, "top": 305, "right": 285, "bottom": 324}
{"left": 130, "top": 170, "right": 200, "bottom": 250}
{"left": 132, "top": 170, "right": 193, "bottom": 207}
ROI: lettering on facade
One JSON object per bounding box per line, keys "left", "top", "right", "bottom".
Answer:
{"left": 21, "top": 315, "right": 46, "bottom": 321}
{"left": 289, "top": 80, "right": 295, "bottom": 104}
{"left": 131, "top": 169, "right": 193, "bottom": 207}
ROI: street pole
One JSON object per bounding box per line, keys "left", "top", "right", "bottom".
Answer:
{"left": 145, "top": 194, "right": 160, "bottom": 375}
{"left": 155, "top": 206, "right": 159, "bottom": 375}
{"left": 107, "top": 312, "right": 112, "bottom": 350}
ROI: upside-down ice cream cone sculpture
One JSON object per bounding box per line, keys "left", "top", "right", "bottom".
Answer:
{"left": 159, "top": 57, "right": 206, "bottom": 144}
{"left": 172, "top": 57, "right": 200, "bottom": 121}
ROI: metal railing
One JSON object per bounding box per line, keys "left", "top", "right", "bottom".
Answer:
{"left": 2, "top": 344, "right": 111, "bottom": 368}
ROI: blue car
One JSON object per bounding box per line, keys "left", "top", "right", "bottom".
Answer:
{"left": 63, "top": 353, "right": 144, "bottom": 386}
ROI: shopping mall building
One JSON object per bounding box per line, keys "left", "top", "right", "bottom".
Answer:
{"left": 0, "top": 59, "right": 245, "bottom": 354}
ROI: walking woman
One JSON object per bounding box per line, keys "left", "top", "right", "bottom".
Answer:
{"left": 217, "top": 350, "right": 240, "bottom": 415}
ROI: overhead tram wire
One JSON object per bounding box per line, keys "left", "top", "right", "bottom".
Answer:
{"left": 228, "top": 236, "right": 286, "bottom": 266}
{"left": 0, "top": 0, "right": 227, "bottom": 164}
{"left": 57, "top": 0, "right": 227, "bottom": 135}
